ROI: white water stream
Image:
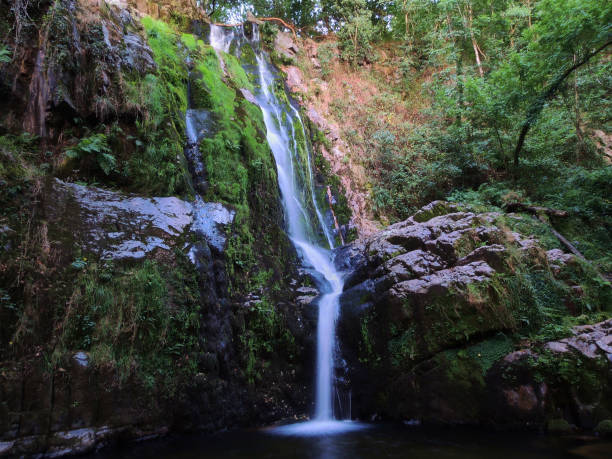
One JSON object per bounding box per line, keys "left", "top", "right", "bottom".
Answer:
{"left": 209, "top": 25, "right": 364, "bottom": 435}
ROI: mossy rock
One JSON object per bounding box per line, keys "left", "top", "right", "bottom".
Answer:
{"left": 413, "top": 201, "right": 458, "bottom": 223}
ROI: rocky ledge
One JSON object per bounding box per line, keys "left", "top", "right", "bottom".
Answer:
{"left": 333, "top": 201, "right": 612, "bottom": 430}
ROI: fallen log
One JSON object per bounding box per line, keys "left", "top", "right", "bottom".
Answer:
{"left": 503, "top": 202, "right": 569, "bottom": 218}
{"left": 532, "top": 215, "right": 610, "bottom": 283}
{"left": 535, "top": 216, "right": 585, "bottom": 260}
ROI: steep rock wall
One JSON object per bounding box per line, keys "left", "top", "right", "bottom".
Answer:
{"left": 0, "top": 3, "right": 317, "bottom": 456}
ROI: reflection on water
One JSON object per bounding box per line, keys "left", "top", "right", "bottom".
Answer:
{"left": 90, "top": 424, "right": 612, "bottom": 459}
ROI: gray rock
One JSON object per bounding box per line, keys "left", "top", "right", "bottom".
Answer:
{"left": 44, "top": 179, "right": 234, "bottom": 260}
{"left": 412, "top": 200, "right": 459, "bottom": 223}
{"left": 191, "top": 198, "right": 236, "bottom": 254}
{"left": 547, "top": 249, "right": 574, "bottom": 272}
{"left": 73, "top": 352, "right": 89, "bottom": 368}
{"left": 121, "top": 32, "right": 156, "bottom": 74}
{"left": 388, "top": 261, "right": 495, "bottom": 301}
{"left": 240, "top": 88, "right": 258, "bottom": 105}
{"left": 0, "top": 442, "right": 14, "bottom": 455}
{"left": 382, "top": 249, "right": 444, "bottom": 279}
{"left": 457, "top": 244, "right": 507, "bottom": 271}
{"left": 274, "top": 32, "right": 299, "bottom": 59}
{"left": 544, "top": 319, "right": 612, "bottom": 359}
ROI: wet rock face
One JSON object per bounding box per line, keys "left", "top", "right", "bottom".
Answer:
{"left": 334, "top": 201, "right": 522, "bottom": 389}
{"left": 14, "top": 1, "right": 158, "bottom": 139}
{"left": 333, "top": 200, "right": 611, "bottom": 427}
{"left": 486, "top": 319, "right": 612, "bottom": 428}
{"left": 44, "top": 179, "right": 234, "bottom": 260}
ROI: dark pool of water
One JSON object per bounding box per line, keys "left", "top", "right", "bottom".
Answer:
{"left": 91, "top": 424, "right": 612, "bottom": 459}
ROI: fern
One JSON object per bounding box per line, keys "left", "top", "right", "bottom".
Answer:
{"left": 66, "top": 133, "right": 116, "bottom": 175}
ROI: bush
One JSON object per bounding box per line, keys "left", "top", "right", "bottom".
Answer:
{"left": 317, "top": 42, "right": 337, "bottom": 79}
{"left": 0, "top": 44, "right": 10, "bottom": 63}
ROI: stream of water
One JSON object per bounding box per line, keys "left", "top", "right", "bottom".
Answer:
{"left": 208, "top": 24, "right": 362, "bottom": 435}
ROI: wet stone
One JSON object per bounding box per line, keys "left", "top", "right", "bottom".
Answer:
{"left": 73, "top": 352, "right": 89, "bottom": 368}
{"left": 191, "top": 198, "right": 236, "bottom": 255}
{"left": 44, "top": 179, "right": 234, "bottom": 261}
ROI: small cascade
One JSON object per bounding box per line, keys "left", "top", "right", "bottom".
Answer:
{"left": 208, "top": 24, "right": 365, "bottom": 435}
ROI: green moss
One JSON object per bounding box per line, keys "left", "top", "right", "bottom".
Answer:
{"left": 0, "top": 133, "right": 41, "bottom": 185}
{"left": 547, "top": 418, "right": 573, "bottom": 433}
{"left": 420, "top": 284, "right": 512, "bottom": 355}
{"left": 240, "top": 296, "right": 297, "bottom": 384}
{"left": 238, "top": 41, "right": 257, "bottom": 67}
{"left": 388, "top": 324, "right": 417, "bottom": 368}
{"left": 182, "top": 38, "right": 294, "bottom": 292}
{"left": 180, "top": 33, "right": 199, "bottom": 51}
{"left": 358, "top": 312, "right": 382, "bottom": 366}
{"left": 464, "top": 333, "right": 514, "bottom": 375}
{"left": 413, "top": 201, "right": 456, "bottom": 223}
{"left": 528, "top": 350, "right": 607, "bottom": 406}
{"left": 223, "top": 52, "right": 254, "bottom": 92}
{"left": 124, "top": 17, "right": 190, "bottom": 196}
{"left": 439, "top": 349, "right": 486, "bottom": 392}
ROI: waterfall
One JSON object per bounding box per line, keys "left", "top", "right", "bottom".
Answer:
{"left": 209, "top": 25, "right": 364, "bottom": 434}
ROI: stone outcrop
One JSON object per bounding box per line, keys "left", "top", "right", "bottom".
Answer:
{"left": 274, "top": 31, "right": 299, "bottom": 60}
{"left": 0, "top": 174, "right": 317, "bottom": 457}
{"left": 45, "top": 179, "right": 222, "bottom": 260}
{"left": 333, "top": 200, "right": 612, "bottom": 429}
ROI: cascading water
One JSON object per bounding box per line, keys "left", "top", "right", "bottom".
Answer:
{"left": 209, "top": 24, "right": 365, "bottom": 435}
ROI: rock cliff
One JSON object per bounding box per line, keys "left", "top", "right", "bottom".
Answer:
{"left": 333, "top": 201, "right": 611, "bottom": 428}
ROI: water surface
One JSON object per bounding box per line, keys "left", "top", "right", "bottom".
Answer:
{"left": 92, "top": 424, "right": 611, "bottom": 459}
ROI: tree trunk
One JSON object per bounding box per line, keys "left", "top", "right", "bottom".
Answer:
{"left": 513, "top": 40, "right": 612, "bottom": 168}
{"left": 468, "top": 4, "right": 484, "bottom": 77}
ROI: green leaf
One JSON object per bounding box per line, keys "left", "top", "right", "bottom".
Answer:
{"left": 98, "top": 153, "right": 116, "bottom": 175}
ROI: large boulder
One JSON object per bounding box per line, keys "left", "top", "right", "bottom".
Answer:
{"left": 333, "top": 200, "right": 612, "bottom": 428}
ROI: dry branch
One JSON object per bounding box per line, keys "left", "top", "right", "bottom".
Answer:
{"left": 503, "top": 202, "right": 569, "bottom": 218}
{"left": 213, "top": 15, "right": 298, "bottom": 39}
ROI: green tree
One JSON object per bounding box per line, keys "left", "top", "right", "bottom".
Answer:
{"left": 511, "top": 0, "right": 612, "bottom": 166}
{"left": 334, "top": 0, "right": 378, "bottom": 63}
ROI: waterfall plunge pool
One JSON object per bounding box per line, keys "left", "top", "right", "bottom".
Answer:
{"left": 88, "top": 423, "right": 611, "bottom": 459}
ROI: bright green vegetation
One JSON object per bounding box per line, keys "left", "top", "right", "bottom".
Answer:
{"left": 124, "top": 17, "right": 191, "bottom": 196}
{"left": 32, "top": 7, "right": 193, "bottom": 196}
{"left": 240, "top": 296, "right": 298, "bottom": 384}
{"left": 54, "top": 256, "right": 200, "bottom": 393}
{"left": 243, "top": 0, "right": 610, "bottom": 278}
{"left": 181, "top": 34, "right": 296, "bottom": 291}
{"left": 449, "top": 169, "right": 612, "bottom": 273}
{"left": 65, "top": 133, "right": 116, "bottom": 176}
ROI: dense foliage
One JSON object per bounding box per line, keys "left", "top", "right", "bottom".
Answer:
{"left": 238, "top": 0, "right": 610, "bottom": 273}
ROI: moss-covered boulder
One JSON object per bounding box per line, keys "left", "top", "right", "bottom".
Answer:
{"left": 334, "top": 200, "right": 612, "bottom": 428}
